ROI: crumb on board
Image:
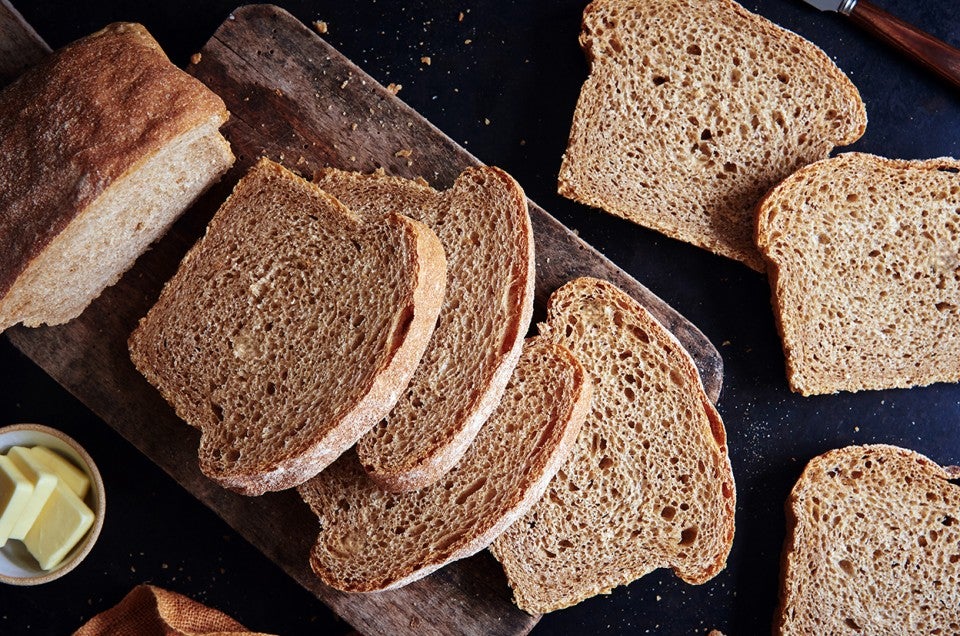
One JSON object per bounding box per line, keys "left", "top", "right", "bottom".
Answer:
{"left": 458, "top": 11, "right": 465, "bottom": 22}
{"left": 421, "top": 56, "right": 432, "bottom": 66}
{"left": 386, "top": 82, "right": 402, "bottom": 95}
{"left": 395, "top": 149, "right": 413, "bottom": 158}
{"left": 313, "top": 20, "right": 328, "bottom": 34}
{"left": 189, "top": 52, "right": 202, "bottom": 65}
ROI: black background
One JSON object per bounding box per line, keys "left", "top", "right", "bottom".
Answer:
{"left": 2, "top": 1, "right": 959, "bottom": 634}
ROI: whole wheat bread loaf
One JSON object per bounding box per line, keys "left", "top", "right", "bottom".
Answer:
{"left": 297, "top": 336, "right": 591, "bottom": 592}
{"left": 777, "top": 444, "right": 960, "bottom": 635}
{"left": 0, "top": 23, "right": 233, "bottom": 331}
{"left": 312, "top": 166, "right": 534, "bottom": 491}
{"left": 128, "top": 159, "right": 446, "bottom": 495}
{"left": 756, "top": 152, "right": 960, "bottom": 395}
{"left": 490, "top": 277, "right": 736, "bottom": 613}
{"left": 557, "top": 0, "right": 866, "bottom": 271}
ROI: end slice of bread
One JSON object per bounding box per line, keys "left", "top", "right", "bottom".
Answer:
{"left": 777, "top": 444, "right": 960, "bottom": 635}
{"left": 557, "top": 0, "right": 866, "bottom": 271}
{"left": 490, "top": 277, "right": 735, "bottom": 613}
{"left": 128, "top": 159, "right": 446, "bottom": 495}
{"left": 756, "top": 152, "right": 960, "bottom": 395}
{"left": 0, "top": 23, "right": 234, "bottom": 331}
{"left": 297, "top": 336, "right": 591, "bottom": 592}
{"left": 313, "top": 166, "right": 535, "bottom": 492}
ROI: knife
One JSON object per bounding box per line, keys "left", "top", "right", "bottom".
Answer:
{"left": 802, "top": 0, "right": 960, "bottom": 90}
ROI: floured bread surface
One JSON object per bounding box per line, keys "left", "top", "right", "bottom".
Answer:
{"left": 756, "top": 153, "right": 960, "bottom": 395}
{"left": 128, "top": 159, "right": 446, "bottom": 495}
{"left": 558, "top": 0, "right": 866, "bottom": 270}
{"left": 491, "top": 277, "right": 735, "bottom": 613}
{"left": 0, "top": 22, "right": 233, "bottom": 331}
{"left": 777, "top": 444, "right": 960, "bottom": 635}
{"left": 313, "top": 166, "right": 534, "bottom": 491}
{"left": 298, "top": 337, "right": 590, "bottom": 592}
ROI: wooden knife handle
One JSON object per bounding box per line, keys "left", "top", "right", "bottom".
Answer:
{"left": 849, "top": 0, "right": 960, "bottom": 90}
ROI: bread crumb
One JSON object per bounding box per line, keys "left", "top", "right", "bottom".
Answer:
{"left": 421, "top": 56, "right": 432, "bottom": 66}
{"left": 386, "top": 83, "right": 402, "bottom": 95}
{"left": 458, "top": 11, "right": 465, "bottom": 22}
{"left": 464, "top": 39, "right": 473, "bottom": 45}
{"left": 190, "top": 52, "right": 202, "bottom": 65}
{"left": 341, "top": 79, "right": 349, "bottom": 89}
{"left": 484, "top": 118, "right": 490, "bottom": 125}
{"left": 313, "top": 20, "right": 328, "bottom": 34}
{"left": 395, "top": 149, "right": 413, "bottom": 158}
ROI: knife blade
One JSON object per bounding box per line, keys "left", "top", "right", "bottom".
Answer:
{"left": 800, "top": 0, "right": 960, "bottom": 90}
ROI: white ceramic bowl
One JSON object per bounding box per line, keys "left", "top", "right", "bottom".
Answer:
{"left": 0, "top": 423, "right": 105, "bottom": 585}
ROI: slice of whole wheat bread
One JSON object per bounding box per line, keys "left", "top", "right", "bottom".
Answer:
{"left": 128, "top": 158, "right": 446, "bottom": 495}
{"left": 312, "top": 166, "right": 534, "bottom": 491}
{"left": 297, "top": 336, "right": 591, "bottom": 592}
{"left": 777, "top": 444, "right": 960, "bottom": 635}
{"left": 557, "top": 0, "right": 866, "bottom": 271}
{"left": 756, "top": 152, "right": 960, "bottom": 395}
{"left": 0, "top": 23, "right": 233, "bottom": 331}
{"left": 490, "top": 277, "right": 735, "bottom": 613}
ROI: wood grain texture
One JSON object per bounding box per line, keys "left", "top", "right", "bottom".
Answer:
{"left": 0, "top": 0, "right": 49, "bottom": 85}
{"left": 6, "top": 5, "right": 722, "bottom": 635}
{"left": 850, "top": 0, "right": 960, "bottom": 90}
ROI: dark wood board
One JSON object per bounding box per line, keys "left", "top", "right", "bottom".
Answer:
{"left": 4, "top": 5, "right": 722, "bottom": 636}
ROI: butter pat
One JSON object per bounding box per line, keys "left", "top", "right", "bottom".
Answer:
{"left": 0, "top": 455, "right": 34, "bottom": 546}
{"left": 23, "top": 481, "right": 94, "bottom": 571}
{"left": 6, "top": 446, "right": 58, "bottom": 541}
{"left": 31, "top": 446, "right": 90, "bottom": 498}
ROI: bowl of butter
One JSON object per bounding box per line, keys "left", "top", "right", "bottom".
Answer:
{"left": 0, "top": 423, "right": 105, "bottom": 585}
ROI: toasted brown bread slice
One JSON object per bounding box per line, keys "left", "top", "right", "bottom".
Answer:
{"left": 777, "top": 444, "right": 960, "bottom": 635}
{"left": 490, "top": 277, "right": 735, "bottom": 613}
{"left": 558, "top": 0, "right": 866, "bottom": 271}
{"left": 756, "top": 152, "right": 960, "bottom": 395}
{"left": 0, "top": 23, "right": 233, "bottom": 331}
{"left": 128, "top": 159, "right": 446, "bottom": 495}
{"left": 312, "top": 166, "right": 535, "bottom": 491}
{"left": 297, "top": 336, "right": 591, "bottom": 592}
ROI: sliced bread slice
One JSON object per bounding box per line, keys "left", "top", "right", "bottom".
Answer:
{"left": 128, "top": 158, "right": 446, "bottom": 495}
{"left": 0, "top": 23, "right": 233, "bottom": 331}
{"left": 756, "top": 152, "right": 960, "bottom": 395}
{"left": 490, "top": 277, "right": 735, "bottom": 613}
{"left": 557, "top": 0, "right": 866, "bottom": 271}
{"left": 297, "top": 336, "right": 591, "bottom": 592}
{"left": 777, "top": 444, "right": 960, "bottom": 635}
{"left": 312, "top": 166, "right": 534, "bottom": 491}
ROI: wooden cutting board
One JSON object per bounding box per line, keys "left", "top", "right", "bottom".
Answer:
{"left": 5, "top": 5, "right": 723, "bottom": 635}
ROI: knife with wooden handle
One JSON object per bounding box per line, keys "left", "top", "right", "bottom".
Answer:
{"left": 802, "top": 0, "right": 960, "bottom": 90}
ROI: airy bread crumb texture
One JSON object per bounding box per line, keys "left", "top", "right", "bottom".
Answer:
{"left": 313, "top": 166, "right": 535, "bottom": 492}
{"left": 491, "top": 277, "right": 736, "bottom": 613}
{"left": 558, "top": 0, "right": 866, "bottom": 271}
{"left": 298, "top": 337, "right": 591, "bottom": 592}
{"left": 756, "top": 153, "right": 960, "bottom": 395}
{"left": 0, "top": 22, "right": 233, "bottom": 331}
{"left": 128, "top": 159, "right": 446, "bottom": 495}
{"left": 777, "top": 444, "right": 960, "bottom": 635}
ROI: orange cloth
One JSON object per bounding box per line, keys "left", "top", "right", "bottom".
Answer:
{"left": 73, "top": 584, "right": 277, "bottom": 636}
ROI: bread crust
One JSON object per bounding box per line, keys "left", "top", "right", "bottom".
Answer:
{"left": 0, "top": 23, "right": 228, "bottom": 302}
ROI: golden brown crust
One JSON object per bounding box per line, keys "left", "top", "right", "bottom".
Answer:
{"left": 0, "top": 22, "right": 228, "bottom": 298}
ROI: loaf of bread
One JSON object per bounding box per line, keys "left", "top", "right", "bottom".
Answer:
{"left": 557, "top": 0, "right": 866, "bottom": 271}
{"left": 777, "top": 444, "right": 960, "bottom": 634}
{"left": 298, "top": 337, "right": 591, "bottom": 592}
{"left": 0, "top": 23, "right": 234, "bottom": 331}
{"left": 313, "top": 167, "right": 534, "bottom": 491}
{"left": 756, "top": 152, "right": 960, "bottom": 395}
{"left": 491, "top": 277, "right": 736, "bottom": 613}
{"left": 128, "top": 159, "right": 446, "bottom": 495}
